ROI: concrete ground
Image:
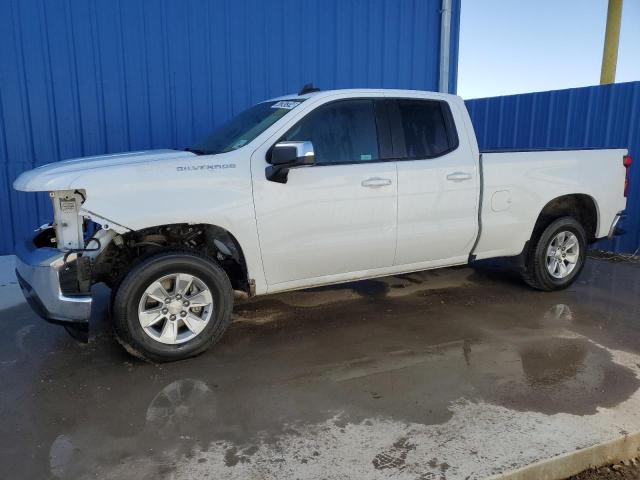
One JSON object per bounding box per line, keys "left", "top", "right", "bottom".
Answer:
{"left": 1, "top": 256, "right": 640, "bottom": 480}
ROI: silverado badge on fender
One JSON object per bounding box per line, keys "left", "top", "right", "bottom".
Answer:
{"left": 176, "top": 164, "right": 236, "bottom": 171}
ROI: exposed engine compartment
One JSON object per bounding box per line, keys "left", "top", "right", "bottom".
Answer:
{"left": 92, "top": 224, "right": 248, "bottom": 292}
{"left": 40, "top": 190, "right": 249, "bottom": 298}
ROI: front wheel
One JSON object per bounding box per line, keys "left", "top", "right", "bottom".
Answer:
{"left": 112, "top": 250, "right": 233, "bottom": 362}
{"left": 521, "top": 216, "right": 587, "bottom": 291}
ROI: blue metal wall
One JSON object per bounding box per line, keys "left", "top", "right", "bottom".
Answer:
{"left": 0, "top": 0, "right": 460, "bottom": 255}
{"left": 466, "top": 81, "right": 640, "bottom": 254}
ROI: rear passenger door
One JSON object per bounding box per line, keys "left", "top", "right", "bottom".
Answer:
{"left": 389, "top": 97, "right": 479, "bottom": 265}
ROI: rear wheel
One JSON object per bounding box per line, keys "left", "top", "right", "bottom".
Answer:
{"left": 521, "top": 216, "right": 587, "bottom": 291}
{"left": 112, "top": 250, "right": 233, "bottom": 362}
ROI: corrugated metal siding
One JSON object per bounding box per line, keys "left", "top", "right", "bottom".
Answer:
{"left": 0, "top": 0, "right": 459, "bottom": 255}
{"left": 466, "top": 81, "right": 640, "bottom": 254}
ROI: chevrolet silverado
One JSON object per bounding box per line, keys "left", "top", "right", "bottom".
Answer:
{"left": 13, "top": 87, "right": 630, "bottom": 361}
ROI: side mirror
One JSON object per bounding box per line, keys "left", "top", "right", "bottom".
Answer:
{"left": 266, "top": 141, "right": 315, "bottom": 183}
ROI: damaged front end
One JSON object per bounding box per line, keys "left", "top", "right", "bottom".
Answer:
{"left": 14, "top": 190, "right": 119, "bottom": 341}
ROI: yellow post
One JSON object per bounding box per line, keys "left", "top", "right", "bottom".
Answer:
{"left": 600, "top": 0, "right": 623, "bottom": 84}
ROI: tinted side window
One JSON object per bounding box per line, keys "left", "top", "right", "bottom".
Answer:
{"left": 397, "top": 100, "right": 454, "bottom": 159}
{"left": 282, "top": 100, "right": 379, "bottom": 164}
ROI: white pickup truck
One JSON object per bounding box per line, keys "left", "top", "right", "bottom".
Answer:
{"left": 13, "top": 87, "right": 630, "bottom": 362}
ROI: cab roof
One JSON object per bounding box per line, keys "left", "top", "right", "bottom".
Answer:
{"left": 266, "top": 87, "right": 459, "bottom": 103}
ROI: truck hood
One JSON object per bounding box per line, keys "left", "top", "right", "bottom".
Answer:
{"left": 13, "top": 149, "right": 196, "bottom": 191}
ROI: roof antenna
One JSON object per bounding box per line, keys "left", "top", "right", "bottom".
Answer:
{"left": 298, "top": 83, "right": 320, "bottom": 95}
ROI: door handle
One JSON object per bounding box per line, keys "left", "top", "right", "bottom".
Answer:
{"left": 361, "top": 177, "right": 392, "bottom": 188}
{"left": 446, "top": 172, "right": 472, "bottom": 182}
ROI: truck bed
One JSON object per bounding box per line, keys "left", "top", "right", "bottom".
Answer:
{"left": 472, "top": 148, "right": 628, "bottom": 260}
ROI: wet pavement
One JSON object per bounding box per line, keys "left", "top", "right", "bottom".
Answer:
{"left": 1, "top": 257, "right": 640, "bottom": 479}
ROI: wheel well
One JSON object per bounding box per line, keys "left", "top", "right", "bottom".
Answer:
{"left": 93, "top": 223, "right": 250, "bottom": 292}
{"left": 531, "top": 194, "right": 598, "bottom": 244}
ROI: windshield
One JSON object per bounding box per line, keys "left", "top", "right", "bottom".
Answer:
{"left": 189, "top": 100, "right": 305, "bottom": 155}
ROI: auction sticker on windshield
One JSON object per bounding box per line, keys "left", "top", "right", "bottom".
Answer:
{"left": 271, "top": 101, "right": 301, "bottom": 110}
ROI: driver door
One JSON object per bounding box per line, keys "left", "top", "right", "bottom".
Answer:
{"left": 251, "top": 98, "right": 398, "bottom": 289}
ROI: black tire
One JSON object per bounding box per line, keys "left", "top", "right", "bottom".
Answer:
{"left": 521, "top": 216, "right": 587, "bottom": 291}
{"left": 112, "top": 249, "right": 233, "bottom": 362}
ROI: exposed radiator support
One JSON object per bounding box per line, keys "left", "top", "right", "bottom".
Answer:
{"left": 50, "top": 190, "right": 85, "bottom": 250}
